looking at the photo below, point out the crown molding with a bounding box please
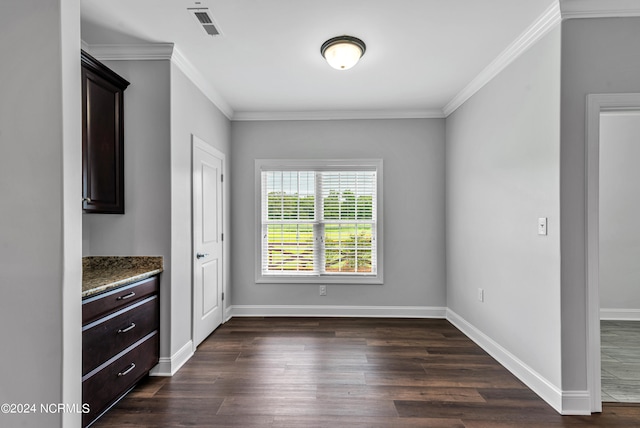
[83,43,175,60]
[443,1,561,117]
[560,0,640,19]
[82,42,233,119]
[170,47,233,119]
[80,41,440,121]
[79,1,640,124]
[232,108,445,121]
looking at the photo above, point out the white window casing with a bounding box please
[255,159,383,284]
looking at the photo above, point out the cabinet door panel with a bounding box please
[86,74,118,205]
[81,50,129,214]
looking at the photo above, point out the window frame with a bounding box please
[255,159,384,285]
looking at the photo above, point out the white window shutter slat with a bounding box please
[261,165,378,277]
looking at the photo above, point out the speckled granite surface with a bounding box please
[82,256,163,298]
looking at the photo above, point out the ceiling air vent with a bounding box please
[188,8,222,36]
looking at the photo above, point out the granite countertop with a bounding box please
[82,256,163,298]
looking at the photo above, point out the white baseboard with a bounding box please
[561,390,592,415]
[227,305,446,319]
[149,340,194,377]
[224,304,233,323]
[600,308,640,321]
[446,309,565,414]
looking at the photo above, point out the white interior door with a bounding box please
[192,135,224,348]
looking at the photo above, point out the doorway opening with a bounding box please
[586,93,640,412]
[598,110,640,403]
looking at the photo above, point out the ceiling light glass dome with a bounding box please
[321,36,366,70]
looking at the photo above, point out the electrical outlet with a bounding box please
[319,285,327,296]
[478,288,484,302]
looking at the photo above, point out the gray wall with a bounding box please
[446,27,562,386]
[599,113,640,312]
[169,63,231,353]
[0,1,82,427]
[82,58,232,363]
[83,60,173,358]
[560,17,640,393]
[230,119,446,309]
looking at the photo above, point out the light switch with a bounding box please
[538,217,548,236]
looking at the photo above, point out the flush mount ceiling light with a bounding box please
[320,35,366,70]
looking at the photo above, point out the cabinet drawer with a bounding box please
[82,276,159,324]
[82,331,159,427]
[82,296,159,375]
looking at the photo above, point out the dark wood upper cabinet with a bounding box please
[81,50,130,214]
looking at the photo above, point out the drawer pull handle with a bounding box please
[117,323,136,334]
[116,292,136,301]
[118,363,136,377]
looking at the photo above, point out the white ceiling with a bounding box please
[81,0,555,119]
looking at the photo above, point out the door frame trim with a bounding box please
[585,93,640,412]
[191,134,226,352]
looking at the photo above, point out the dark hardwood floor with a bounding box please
[93,318,640,427]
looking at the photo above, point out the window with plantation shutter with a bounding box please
[256,159,383,284]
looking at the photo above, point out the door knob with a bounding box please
[196,252,209,259]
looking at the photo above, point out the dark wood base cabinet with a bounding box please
[82,277,160,427]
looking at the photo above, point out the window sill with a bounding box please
[256,275,383,285]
